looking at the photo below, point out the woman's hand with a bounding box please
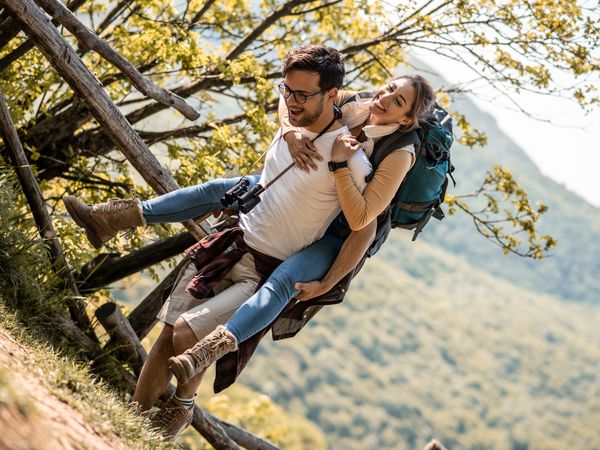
[295,280,331,301]
[284,130,322,172]
[331,135,362,162]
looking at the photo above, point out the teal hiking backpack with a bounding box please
[331,91,455,256]
[368,102,454,254]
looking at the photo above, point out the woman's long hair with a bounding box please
[393,75,436,131]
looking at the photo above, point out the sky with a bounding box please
[412,50,600,208]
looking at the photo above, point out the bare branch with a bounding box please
[34,0,201,120]
[225,0,312,61]
[188,0,216,27]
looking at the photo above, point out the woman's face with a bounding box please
[368,78,416,127]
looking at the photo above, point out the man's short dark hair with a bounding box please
[282,45,345,90]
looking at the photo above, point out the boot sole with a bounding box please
[168,357,191,385]
[63,197,104,249]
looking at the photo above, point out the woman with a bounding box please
[64,74,435,414]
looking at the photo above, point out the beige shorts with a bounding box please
[156,252,261,340]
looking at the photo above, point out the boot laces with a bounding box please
[186,329,232,369]
[93,198,137,215]
[121,228,136,240]
[154,400,188,429]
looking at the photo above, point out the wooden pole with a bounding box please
[33,0,200,121]
[0,0,205,241]
[95,302,147,375]
[98,302,281,450]
[204,411,282,450]
[0,87,97,341]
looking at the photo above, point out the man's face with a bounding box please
[283,70,326,127]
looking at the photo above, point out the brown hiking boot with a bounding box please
[63,195,145,248]
[150,397,193,440]
[168,325,237,385]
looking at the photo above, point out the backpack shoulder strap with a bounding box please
[369,129,420,173]
[339,90,376,107]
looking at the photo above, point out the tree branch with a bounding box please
[0,85,98,342]
[34,0,200,121]
[0,0,205,241]
[76,231,197,293]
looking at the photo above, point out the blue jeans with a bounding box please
[140,176,260,224]
[140,176,344,344]
[225,233,344,343]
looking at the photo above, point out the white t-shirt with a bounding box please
[240,126,372,260]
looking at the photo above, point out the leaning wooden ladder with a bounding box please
[0,0,276,448]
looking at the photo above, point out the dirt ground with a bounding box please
[0,329,130,450]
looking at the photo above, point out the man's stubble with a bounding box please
[290,96,325,128]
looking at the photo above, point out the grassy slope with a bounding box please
[0,304,175,450]
[418,91,600,304]
[240,235,600,450]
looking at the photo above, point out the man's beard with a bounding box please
[290,98,324,127]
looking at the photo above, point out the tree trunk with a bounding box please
[0,86,97,341]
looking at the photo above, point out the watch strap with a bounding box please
[328,160,348,172]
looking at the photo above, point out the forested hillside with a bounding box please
[236,73,600,449]
[241,236,600,450]
[415,77,600,303]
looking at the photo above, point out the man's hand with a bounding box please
[295,280,331,301]
[284,130,322,172]
[332,135,362,162]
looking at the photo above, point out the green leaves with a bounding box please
[447,165,556,259]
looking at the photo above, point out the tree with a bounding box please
[1,0,593,263]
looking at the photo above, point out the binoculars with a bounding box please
[221,178,263,214]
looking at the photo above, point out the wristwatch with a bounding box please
[328,160,348,172]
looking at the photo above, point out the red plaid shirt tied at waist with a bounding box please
[178,226,358,393]
[184,227,282,299]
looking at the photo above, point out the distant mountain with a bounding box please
[238,75,600,449]
[407,68,600,303]
[241,238,600,450]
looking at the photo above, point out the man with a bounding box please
[125,45,376,438]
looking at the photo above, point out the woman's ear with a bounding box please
[400,115,413,127]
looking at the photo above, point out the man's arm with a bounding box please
[295,219,377,301]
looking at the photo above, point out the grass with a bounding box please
[0,302,178,449]
[0,170,178,449]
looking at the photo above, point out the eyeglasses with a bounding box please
[278,82,327,104]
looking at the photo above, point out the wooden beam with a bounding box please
[33,0,200,121]
[76,231,196,293]
[95,302,147,375]
[204,411,282,450]
[0,86,97,341]
[0,0,205,241]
